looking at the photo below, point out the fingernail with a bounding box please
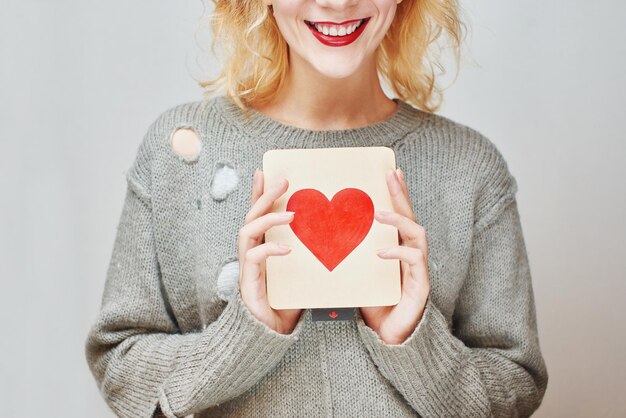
[278,243,291,250]
[280,211,295,217]
[376,210,392,217]
[376,248,389,256]
[397,168,404,181]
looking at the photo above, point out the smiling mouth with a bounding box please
[305,17,370,37]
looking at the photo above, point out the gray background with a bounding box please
[1,1,624,416]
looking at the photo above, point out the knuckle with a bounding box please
[239,224,251,239]
[244,247,258,261]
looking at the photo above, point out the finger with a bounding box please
[245,177,289,224]
[243,170,266,252]
[376,246,430,299]
[251,169,264,206]
[376,245,424,265]
[241,241,291,285]
[275,309,304,332]
[395,169,420,226]
[241,211,295,242]
[396,168,410,202]
[374,210,428,259]
[239,211,295,255]
[386,169,416,222]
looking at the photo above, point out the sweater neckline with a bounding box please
[211,94,425,148]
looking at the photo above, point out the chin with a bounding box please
[309,58,364,80]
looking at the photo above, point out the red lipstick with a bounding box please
[305,17,371,47]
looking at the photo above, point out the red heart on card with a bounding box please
[286,188,374,271]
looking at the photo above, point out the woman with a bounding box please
[85,0,549,417]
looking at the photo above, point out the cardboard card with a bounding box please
[263,146,401,310]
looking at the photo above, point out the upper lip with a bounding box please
[306,17,368,25]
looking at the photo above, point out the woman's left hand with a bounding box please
[359,168,431,345]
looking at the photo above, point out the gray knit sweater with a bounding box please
[85,95,548,418]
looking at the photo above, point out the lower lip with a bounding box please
[306,18,370,47]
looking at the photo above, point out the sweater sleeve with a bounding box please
[85,164,306,418]
[355,159,548,417]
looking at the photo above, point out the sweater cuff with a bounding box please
[159,284,306,416]
[355,297,433,348]
[355,298,471,412]
[227,283,307,339]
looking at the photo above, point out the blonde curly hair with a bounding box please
[198,0,467,118]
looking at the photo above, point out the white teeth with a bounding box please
[311,19,365,37]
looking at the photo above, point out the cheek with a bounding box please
[374,0,399,11]
[370,8,398,46]
[271,0,307,35]
[372,0,399,26]
[271,0,303,24]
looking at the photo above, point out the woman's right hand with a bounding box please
[237,169,303,335]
